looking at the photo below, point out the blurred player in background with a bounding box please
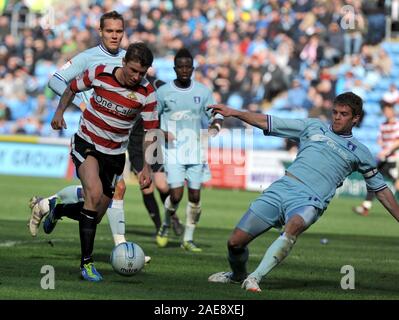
[127,75,183,236]
[208,92,399,292]
[353,101,399,216]
[155,48,223,252]
[48,42,157,281]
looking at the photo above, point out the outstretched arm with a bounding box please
[208,104,268,130]
[375,187,399,222]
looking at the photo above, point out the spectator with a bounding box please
[324,22,345,65]
[263,53,289,101]
[382,84,399,105]
[0,101,11,121]
[373,48,392,77]
[362,0,386,45]
[342,6,367,56]
[0,0,389,142]
[283,78,308,110]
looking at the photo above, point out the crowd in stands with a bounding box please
[0,0,397,155]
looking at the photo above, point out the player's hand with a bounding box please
[139,165,152,190]
[51,111,67,130]
[207,104,236,117]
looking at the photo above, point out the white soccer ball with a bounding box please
[320,238,329,245]
[110,242,145,276]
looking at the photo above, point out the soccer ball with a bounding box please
[110,242,145,276]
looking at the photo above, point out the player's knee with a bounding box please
[157,184,169,194]
[114,179,126,199]
[285,215,306,236]
[154,175,168,193]
[141,182,154,194]
[227,239,246,253]
[84,182,101,198]
[188,194,200,203]
[170,193,183,204]
[188,189,200,203]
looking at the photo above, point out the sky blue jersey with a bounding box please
[264,116,387,209]
[49,44,125,105]
[157,80,219,164]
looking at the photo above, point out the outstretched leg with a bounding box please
[208,209,268,284]
[244,206,320,292]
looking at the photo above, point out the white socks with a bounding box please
[39,185,84,213]
[362,200,372,209]
[106,200,126,246]
[250,232,296,282]
[56,185,84,204]
[164,195,179,227]
[183,202,201,242]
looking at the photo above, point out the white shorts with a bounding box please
[165,163,211,189]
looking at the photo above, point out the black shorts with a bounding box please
[70,134,125,198]
[127,120,164,174]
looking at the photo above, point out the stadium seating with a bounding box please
[13,40,396,156]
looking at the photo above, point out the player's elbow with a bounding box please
[48,75,65,96]
[48,75,56,90]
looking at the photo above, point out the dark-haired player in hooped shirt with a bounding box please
[48,43,158,281]
[28,12,165,265]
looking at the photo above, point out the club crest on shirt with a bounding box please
[347,141,357,151]
[194,96,201,104]
[127,92,137,100]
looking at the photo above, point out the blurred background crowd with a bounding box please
[0,0,398,154]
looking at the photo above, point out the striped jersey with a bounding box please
[379,120,399,161]
[70,64,159,155]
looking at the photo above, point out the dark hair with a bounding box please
[125,42,153,67]
[334,92,363,117]
[174,48,193,65]
[380,99,394,110]
[100,11,124,29]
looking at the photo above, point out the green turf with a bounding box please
[1,175,399,300]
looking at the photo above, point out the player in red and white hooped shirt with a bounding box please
[48,42,158,282]
[70,63,158,155]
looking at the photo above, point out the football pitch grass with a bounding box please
[1,175,399,300]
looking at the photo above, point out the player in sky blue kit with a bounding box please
[207,92,399,292]
[27,12,167,260]
[155,48,223,252]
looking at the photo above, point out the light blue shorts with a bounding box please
[165,163,209,190]
[237,175,324,235]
